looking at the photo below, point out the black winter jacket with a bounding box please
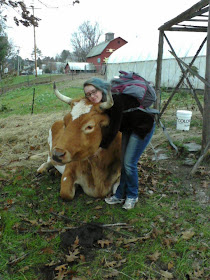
[100,93,155,149]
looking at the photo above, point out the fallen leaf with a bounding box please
[73,236,80,247]
[194,268,204,277]
[202,181,208,188]
[86,200,94,204]
[104,261,117,268]
[18,266,30,272]
[55,269,67,280]
[45,260,57,266]
[80,254,86,262]
[182,230,195,240]
[123,237,140,244]
[23,218,39,225]
[163,236,178,247]
[98,239,112,248]
[151,178,158,186]
[115,258,127,268]
[168,261,174,270]
[160,270,173,279]
[40,247,54,254]
[55,264,68,271]
[66,249,80,263]
[104,270,119,278]
[114,253,123,260]
[147,251,161,261]
[94,205,103,210]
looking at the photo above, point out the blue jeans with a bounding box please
[115,123,155,199]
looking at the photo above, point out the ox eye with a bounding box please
[85,125,94,133]
[82,121,95,134]
[87,125,93,130]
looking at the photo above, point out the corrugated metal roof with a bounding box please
[86,41,110,58]
[107,37,206,64]
[66,62,96,70]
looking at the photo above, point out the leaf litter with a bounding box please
[0,79,209,279]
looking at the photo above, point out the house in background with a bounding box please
[64,62,96,74]
[86,33,127,73]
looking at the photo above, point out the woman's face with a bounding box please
[84,85,103,104]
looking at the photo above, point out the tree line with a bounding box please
[0,1,102,77]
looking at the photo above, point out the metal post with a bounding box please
[31,6,37,77]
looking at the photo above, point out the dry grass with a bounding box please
[0,111,67,173]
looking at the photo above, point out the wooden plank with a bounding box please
[189,6,209,18]
[159,0,209,31]
[190,141,210,176]
[155,30,164,111]
[159,36,207,118]
[202,3,210,150]
[167,27,207,32]
[187,19,208,22]
[177,24,207,28]
[169,50,210,87]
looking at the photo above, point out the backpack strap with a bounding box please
[123,107,160,114]
[159,120,178,153]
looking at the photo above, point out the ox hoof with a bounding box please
[37,162,53,174]
[60,192,74,201]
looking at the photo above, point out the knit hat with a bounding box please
[83,78,110,101]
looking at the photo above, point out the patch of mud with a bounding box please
[60,224,104,248]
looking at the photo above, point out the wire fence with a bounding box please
[0,72,102,95]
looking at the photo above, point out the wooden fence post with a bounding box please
[31,88,35,114]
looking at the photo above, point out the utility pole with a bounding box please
[31,5,37,77]
[17,48,20,76]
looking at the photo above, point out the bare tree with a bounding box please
[71,21,102,61]
[0,0,79,27]
[56,50,72,62]
[0,0,40,26]
[0,14,11,77]
[31,47,42,60]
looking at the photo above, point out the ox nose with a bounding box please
[52,149,66,163]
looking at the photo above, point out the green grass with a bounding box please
[0,74,60,87]
[0,165,209,280]
[0,77,209,279]
[0,82,83,117]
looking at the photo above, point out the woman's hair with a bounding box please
[83,78,111,102]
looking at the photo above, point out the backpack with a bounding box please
[111,71,159,114]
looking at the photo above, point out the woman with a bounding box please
[84,77,155,210]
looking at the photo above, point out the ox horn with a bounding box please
[54,82,72,104]
[99,88,114,110]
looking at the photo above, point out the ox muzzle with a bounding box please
[52,148,69,164]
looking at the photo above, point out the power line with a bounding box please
[36,0,58,9]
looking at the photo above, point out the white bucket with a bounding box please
[176,110,192,131]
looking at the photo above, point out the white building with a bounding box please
[106,38,206,90]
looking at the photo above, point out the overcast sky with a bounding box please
[4,0,207,59]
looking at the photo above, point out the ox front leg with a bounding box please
[60,166,76,200]
[37,156,53,174]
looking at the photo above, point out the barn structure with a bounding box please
[64,62,96,74]
[86,33,127,73]
[106,0,209,152]
[155,0,209,151]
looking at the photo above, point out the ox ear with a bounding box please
[82,120,96,134]
[54,83,72,104]
[99,115,109,127]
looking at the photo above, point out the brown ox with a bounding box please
[37,84,121,200]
